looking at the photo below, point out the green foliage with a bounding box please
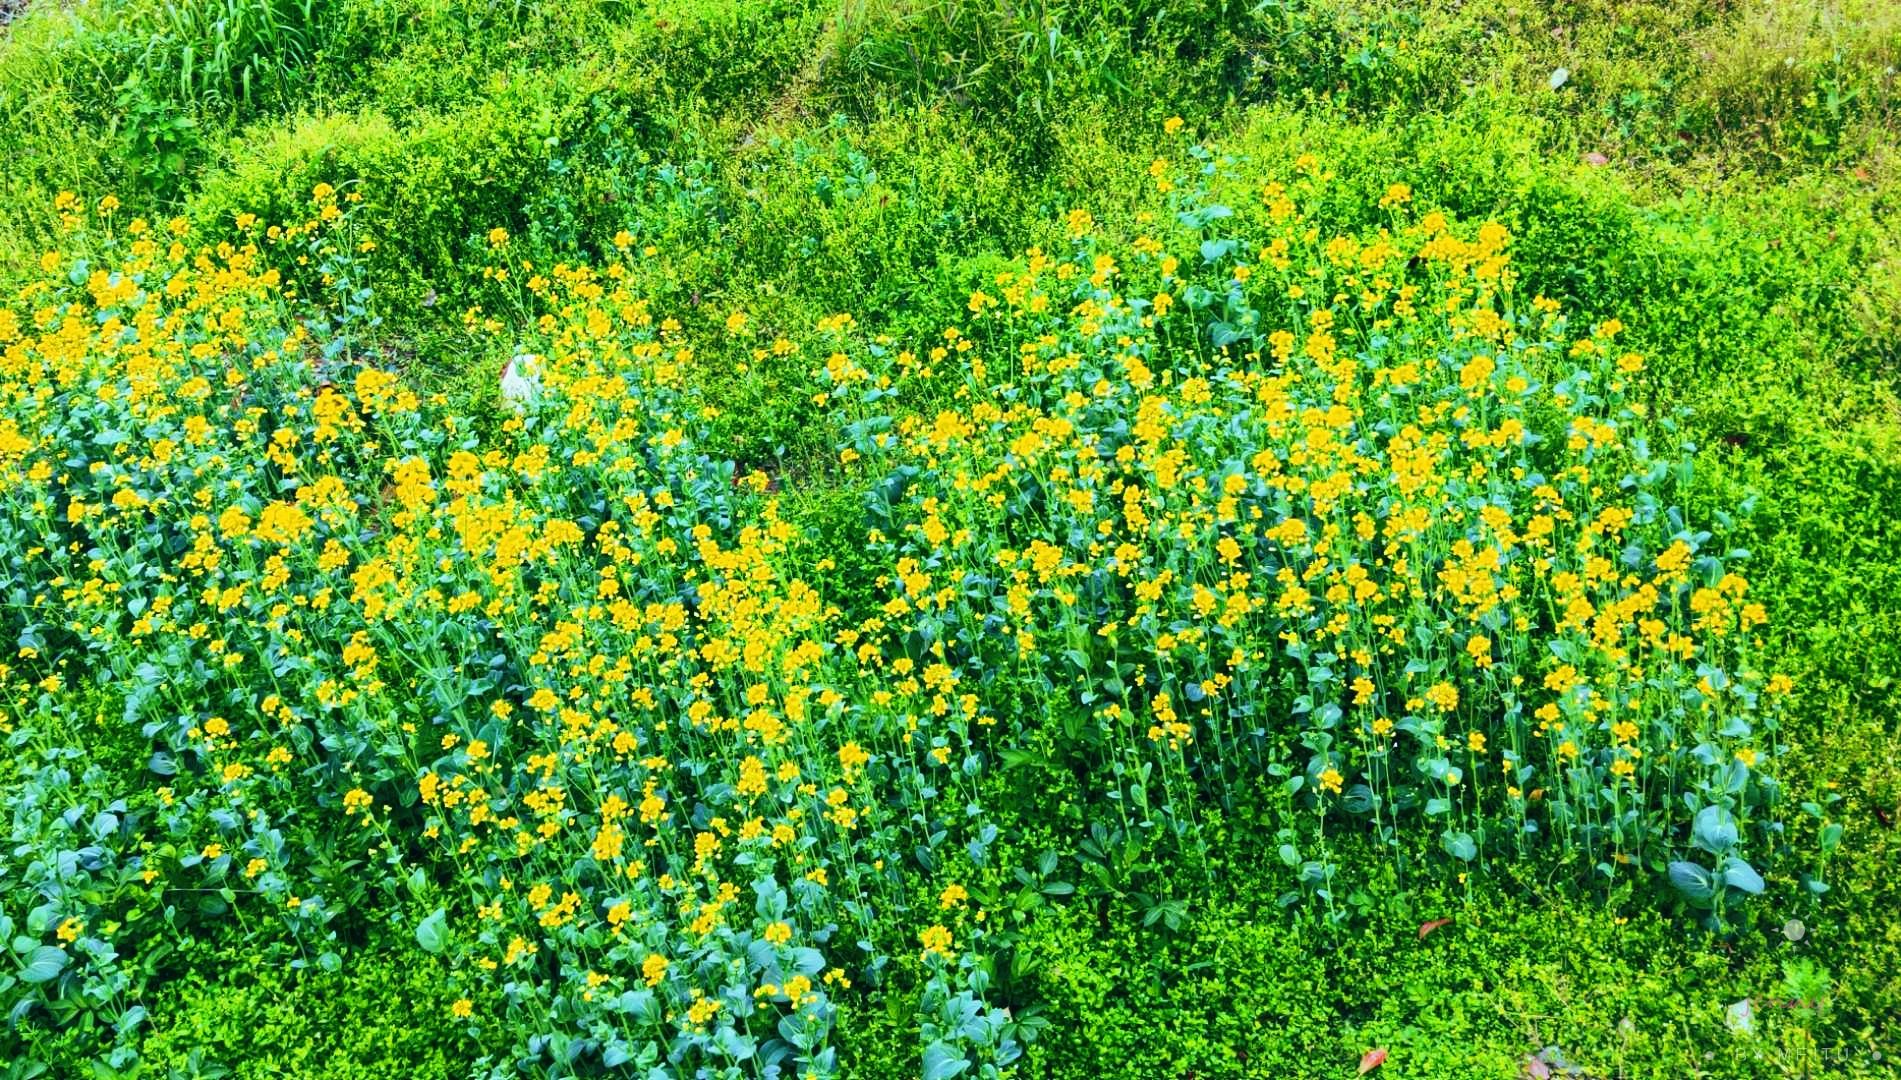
[133,0,332,114]
[132,941,470,1078]
[0,0,1898,1075]
[1006,864,1885,1079]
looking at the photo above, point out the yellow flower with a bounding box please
[1466,635,1492,668]
[642,953,670,986]
[920,924,954,959]
[838,741,870,776]
[1655,540,1693,574]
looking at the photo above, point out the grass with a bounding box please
[0,0,1897,1076]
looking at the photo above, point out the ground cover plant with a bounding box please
[0,1,1897,1078]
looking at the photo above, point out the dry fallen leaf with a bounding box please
[1418,917,1452,939]
[1359,1047,1388,1075]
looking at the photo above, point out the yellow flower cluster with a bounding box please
[0,134,1793,1069]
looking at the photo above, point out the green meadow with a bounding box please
[0,1,1896,1076]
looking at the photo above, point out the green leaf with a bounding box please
[1723,859,1765,895]
[415,908,448,954]
[115,1004,148,1035]
[20,945,68,984]
[1442,831,1477,862]
[1819,822,1843,853]
[1692,805,1737,854]
[923,1042,970,1080]
[1668,860,1716,901]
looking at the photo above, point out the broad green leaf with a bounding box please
[1723,859,1765,895]
[20,946,68,984]
[415,908,448,954]
[1668,861,1716,901]
[1692,805,1737,854]
[923,1042,970,1080]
